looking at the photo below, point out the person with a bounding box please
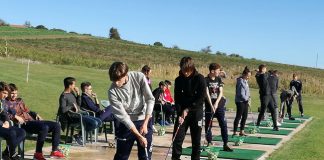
[279,88,298,122]
[163,80,176,124]
[204,63,232,151]
[108,62,155,160]
[255,64,279,131]
[58,77,102,145]
[233,66,251,137]
[141,65,152,91]
[289,73,304,118]
[0,81,26,160]
[4,83,64,160]
[267,70,281,126]
[80,82,114,122]
[172,57,206,160]
[152,81,168,125]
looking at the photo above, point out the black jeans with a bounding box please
[257,95,278,128]
[0,126,26,156]
[21,120,61,152]
[289,95,304,115]
[233,101,249,132]
[279,99,291,118]
[172,110,203,160]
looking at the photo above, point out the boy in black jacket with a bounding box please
[255,65,279,131]
[171,57,206,160]
[289,73,304,118]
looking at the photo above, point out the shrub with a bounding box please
[35,25,48,30]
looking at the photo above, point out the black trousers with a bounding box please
[114,119,153,160]
[172,110,203,160]
[233,101,249,132]
[279,99,291,118]
[21,120,61,153]
[289,95,304,115]
[257,95,278,128]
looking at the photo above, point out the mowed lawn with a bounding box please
[0,58,323,159]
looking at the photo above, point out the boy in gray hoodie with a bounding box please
[108,62,155,160]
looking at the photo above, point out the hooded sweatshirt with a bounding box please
[108,71,155,129]
[174,70,206,115]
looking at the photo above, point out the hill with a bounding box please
[0,26,324,95]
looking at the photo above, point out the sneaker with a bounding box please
[277,121,282,126]
[50,150,65,158]
[223,145,233,152]
[273,127,279,131]
[33,152,46,160]
[73,134,83,145]
[289,117,295,120]
[301,113,304,117]
[10,153,22,160]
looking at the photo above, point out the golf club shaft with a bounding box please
[201,115,213,151]
[164,123,182,160]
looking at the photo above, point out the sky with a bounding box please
[1,0,324,69]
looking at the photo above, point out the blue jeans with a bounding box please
[205,98,228,145]
[82,115,102,132]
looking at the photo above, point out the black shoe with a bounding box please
[73,134,83,145]
[273,127,279,131]
[289,117,295,120]
[223,145,233,152]
[2,149,10,160]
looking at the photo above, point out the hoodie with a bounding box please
[174,70,206,115]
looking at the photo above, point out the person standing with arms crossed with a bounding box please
[108,62,155,160]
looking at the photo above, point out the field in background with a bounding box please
[1,58,323,159]
[1,26,324,159]
[1,26,324,95]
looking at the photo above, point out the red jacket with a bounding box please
[163,88,174,103]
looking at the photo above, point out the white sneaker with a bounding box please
[277,121,282,126]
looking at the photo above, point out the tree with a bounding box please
[35,25,48,30]
[229,53,243,58]
[172,45,180,49]
[216,51,227,56]
[24,21,31,28]
[0,19,8,26]
[153,42,163,47]
[109,27,121,40]
[200,46,212,53]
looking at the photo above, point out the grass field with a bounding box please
[1,26,324,95]
[0,58,323,159]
